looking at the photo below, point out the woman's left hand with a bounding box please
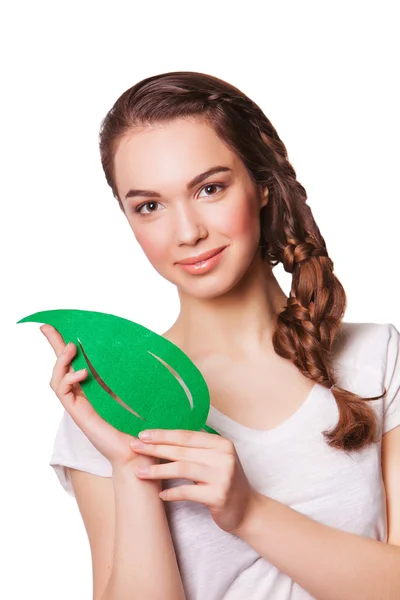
[129,429,256,535]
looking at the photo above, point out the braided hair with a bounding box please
[99,70,384,452]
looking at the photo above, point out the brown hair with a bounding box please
[99,70,384,452]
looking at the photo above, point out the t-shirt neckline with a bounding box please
[207,382,323,442]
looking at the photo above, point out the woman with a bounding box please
[43,71,400,600]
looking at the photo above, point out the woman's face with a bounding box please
[114,117,268,299]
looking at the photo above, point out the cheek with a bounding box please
[133,226,171,264]
[220,197,260,240]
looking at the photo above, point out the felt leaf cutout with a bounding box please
[17,309,219,437]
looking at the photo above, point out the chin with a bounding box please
[177,268,250,300]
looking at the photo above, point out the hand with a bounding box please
[41,324,158,473]
[129,429,257,534]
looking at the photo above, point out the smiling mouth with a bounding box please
[176,246,227,266]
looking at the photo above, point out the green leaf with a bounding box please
[17,309,219,437]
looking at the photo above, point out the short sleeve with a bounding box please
[382,324,400,435]
[49,410,113,497]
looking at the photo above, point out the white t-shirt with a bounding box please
[50,321,400,600]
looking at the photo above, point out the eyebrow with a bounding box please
[124,165,232,200]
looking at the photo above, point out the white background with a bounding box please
[2,1,399,598]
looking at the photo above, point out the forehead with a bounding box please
[113,118,238,197]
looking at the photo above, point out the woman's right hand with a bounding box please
[41,324,158,472]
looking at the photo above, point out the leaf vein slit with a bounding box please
[77,338,147,421]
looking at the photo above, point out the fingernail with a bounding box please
[63,343,70,353]
[135,466,149,476]
[139,430,152,440]
[130,439,145,449]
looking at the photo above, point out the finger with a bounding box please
[40,324,68,358]
[138,429,232,452]
[41,324,76,377]
[57,368,88,407]
[129,441,214,466]
[134,460,214,484]
[159,483,212,504]
[50,342,78,390]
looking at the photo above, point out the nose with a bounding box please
[174,201,208,246]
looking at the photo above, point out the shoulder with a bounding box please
[332,321,398,392]
[332,321,400,435]
[332,320,396,359]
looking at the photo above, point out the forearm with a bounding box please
[101,464,186,600]
[238,493,400,600]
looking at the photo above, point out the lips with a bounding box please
[176,246,227,266]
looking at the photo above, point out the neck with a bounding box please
[171,252,288,360]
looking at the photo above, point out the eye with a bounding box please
[135,201,162,216]
[198,183,225,197]
[134,183,225,216]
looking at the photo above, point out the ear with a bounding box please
[259,186,269,209]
